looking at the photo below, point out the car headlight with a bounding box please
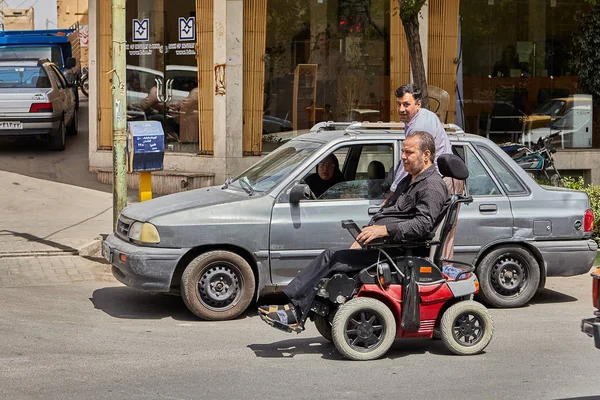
[128,222,161,244]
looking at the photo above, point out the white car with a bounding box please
[0,58,77,151]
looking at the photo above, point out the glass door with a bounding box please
[125,0,199,153]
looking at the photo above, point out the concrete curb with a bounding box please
[0,250,79,258]
[0,237,104,259]
[77,238,103,257]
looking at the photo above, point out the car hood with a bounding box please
[121,185,251,221]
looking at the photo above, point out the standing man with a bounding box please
[385,84,463,263]
[383,84,453,206]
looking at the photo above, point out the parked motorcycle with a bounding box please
[79,67,89,98]
[500,132,563,186]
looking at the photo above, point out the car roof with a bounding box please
[283,122,484,146]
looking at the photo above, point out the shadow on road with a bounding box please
[90,286,273,321]
[528,288,579,305]
[90,286,200,321]
[0,230,79,252]
[247,337,343,360]
[247,336,469,360]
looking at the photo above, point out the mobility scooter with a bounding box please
[278,154,495,361]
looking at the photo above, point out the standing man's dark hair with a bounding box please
[395,83,423,103]
[411,131,436,160]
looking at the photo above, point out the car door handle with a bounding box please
[368,206,380,215]
[479,204,498,213]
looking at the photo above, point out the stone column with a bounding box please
[213,0,228,182]
[226,0,244,175]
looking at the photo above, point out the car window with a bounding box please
[50,65,67,88]
[45,67,64,89]
[464,146,501,196]
[0,46,62,67]
[476,145,527,194]
[308,143,394,200]
[0,66,52,88]
[231,140,322,193]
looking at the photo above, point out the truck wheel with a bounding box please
[67,109,78,136]
[181,250,255,321]
[476,246,540,308]
[314,314,333,342]
[48,117,66,151]
[440,300,494,355]
[331,297,396,361]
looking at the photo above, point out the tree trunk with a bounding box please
[402,14,429,109]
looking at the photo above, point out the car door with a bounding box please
[47,65,72,123]
[453,144,514,264]
[55,65,76,123]
[269,140,397,285]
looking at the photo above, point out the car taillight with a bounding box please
[584,209,594,233]
[594,280,600,310]
[29,103,53,113]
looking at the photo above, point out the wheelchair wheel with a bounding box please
[314,314,332,342]
[440,300,494,355]
[331,297,396,361]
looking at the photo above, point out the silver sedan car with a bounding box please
[103,122,598,321]
[0,58,77,150]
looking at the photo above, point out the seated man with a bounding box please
[259,132,450,330]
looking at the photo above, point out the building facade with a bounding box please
[3,7,34,30]
[87,0,600,189]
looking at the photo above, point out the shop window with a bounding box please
[263,0,390,152]
[458,0,595,149]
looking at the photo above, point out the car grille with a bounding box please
[116,216,133,241]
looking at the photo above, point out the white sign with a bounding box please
[79,24,89,48]
[133,19,149,42]
[178,17,195,41]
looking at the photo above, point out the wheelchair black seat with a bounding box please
[436,153,469,181]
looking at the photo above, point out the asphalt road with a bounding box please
[0,273,599,400]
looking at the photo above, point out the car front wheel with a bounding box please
[181,250,255,320]
[476,245,540,308]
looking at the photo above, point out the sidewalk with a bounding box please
[0,170,114,257]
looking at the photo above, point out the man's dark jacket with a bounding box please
[370,165,449,242]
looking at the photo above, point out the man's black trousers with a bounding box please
[283,247,404,315]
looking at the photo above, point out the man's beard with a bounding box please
[407,160,424,175]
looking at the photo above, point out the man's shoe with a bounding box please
[258,305,302,333]
[258,303,294,315]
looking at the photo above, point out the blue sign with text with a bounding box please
[126,121,165,173]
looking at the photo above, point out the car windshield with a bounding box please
[534,100,566,117]
[0,66,50,88]
[0,46,62,68]
[229,140,322,193]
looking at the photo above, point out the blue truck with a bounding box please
[0,28,81,107]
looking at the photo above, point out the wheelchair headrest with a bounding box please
[437,154,469,180]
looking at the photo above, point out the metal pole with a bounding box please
[111,0,127,230]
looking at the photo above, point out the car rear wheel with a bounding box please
[67,109,78,136]
[476,246,540,308]
[181,250,255,321]
[48,117,66,151]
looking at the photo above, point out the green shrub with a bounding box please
[563,176,600,244]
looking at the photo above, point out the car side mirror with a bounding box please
[289,184,311,203]
[65,57,76,69]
